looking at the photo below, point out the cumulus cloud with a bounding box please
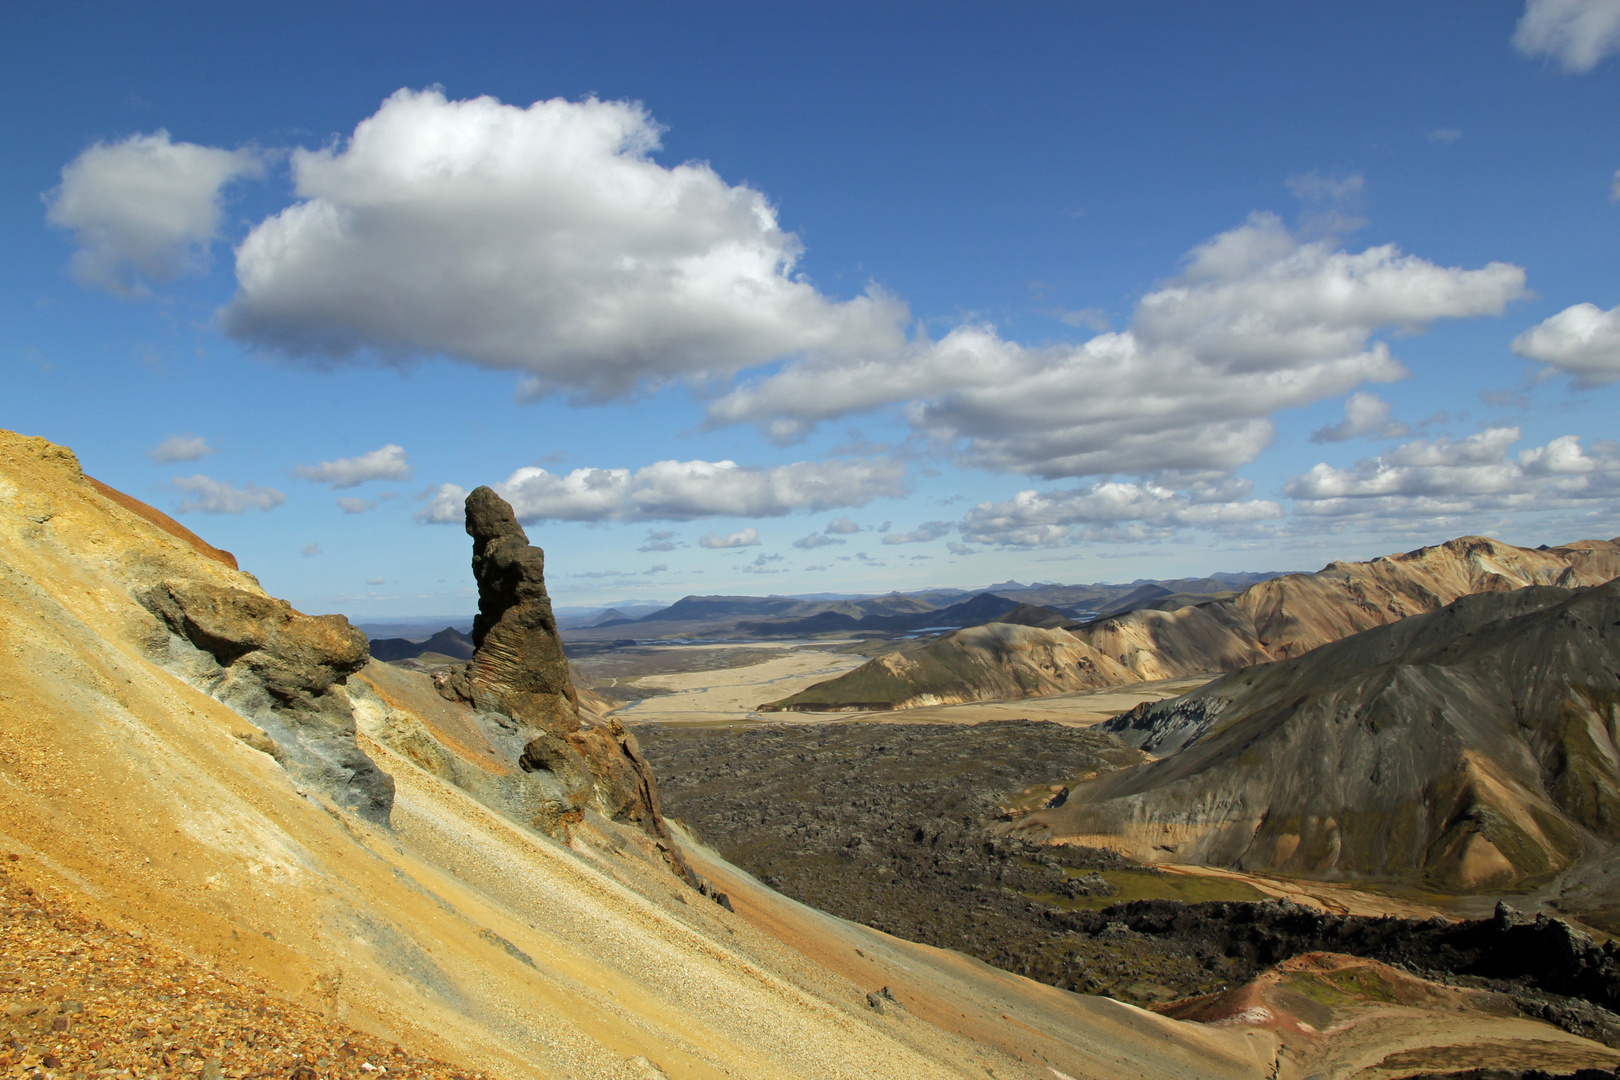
[825,515,861,534]
[699,527,760,549]
[415,483,466,524]
[1285,427,1620,523]
[171,475,286,514]
[959,481,1283,548]
[366,576,387,585]
[46,131,264,296]
[149,434,214,464]
[1310,392,1411,443]
[301,543,321,557]
[711,213,1525,479]
[881,521,953,545]
[221,88,905,400]
[336,496,376,514]
[1514,0,1620,72]
[417,456,905,524]
[1511,302,1620,387]
[293,444,412,488]
[741,552,786,573]
[793,532,846,549]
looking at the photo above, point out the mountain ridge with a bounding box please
[1009,578,1620,903]
[765,534,1620,712]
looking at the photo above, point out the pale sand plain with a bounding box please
[607,644,868,724]
[611,643,1211,728]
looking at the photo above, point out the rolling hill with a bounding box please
[1010,578,1620,903]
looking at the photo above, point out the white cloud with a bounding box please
[793,532,846,549]
[293,444,412,488]
[1511,302,1620,387]
[1310,392,1411,443]
[366,576,387,585]
[699,527,760,549]
[1055,307,1111,330]
[638,529,679,552]
[149,434,214,464]
[1429,128,1464,145]
[415,483,466,524]
[46,131,264,296]
[1284,428,1620,523]
[221,88,906,401]
[825,515,861,534]
[959,481,1283,548]
[1514,0,1620,72]
[336,496,377,514]
[947,542,976,556]
[710,213,1526,479]
[741,552,786,573]
[416,456,905,524]
[881,521,953,545]
[301,542,321,558]
[171,475,286,514]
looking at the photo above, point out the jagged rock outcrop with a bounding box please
[433,487,674,845]
[140,581,395,824]
[1014,579,1620,896]
[768,534,1620,711]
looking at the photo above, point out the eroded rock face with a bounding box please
[454,486,580,734]
[141,581,394,824]
[437,487,673,846]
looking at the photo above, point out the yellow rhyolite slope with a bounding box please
[0,429,1286,1080]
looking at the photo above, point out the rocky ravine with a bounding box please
[1014,578,1620,905]
[766,534,1620,712]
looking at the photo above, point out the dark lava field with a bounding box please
[634,719,1620,1049]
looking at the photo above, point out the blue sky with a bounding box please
[6,1,1620,617]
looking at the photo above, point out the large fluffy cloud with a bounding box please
[416,456,905,524]
[1285,428,1620,523]
[46,132,263,296]
[711,213,1526,478]
[959,480,1282,547]
[221,89,905,400]
[1514,0,1620,73]
[1511,302,1620,387]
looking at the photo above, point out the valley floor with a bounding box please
[597,640,1212,728]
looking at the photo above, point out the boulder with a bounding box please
[141,581,394,825]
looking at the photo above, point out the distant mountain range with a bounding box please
[558,571,1282,642]
[765,535,1620,712]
